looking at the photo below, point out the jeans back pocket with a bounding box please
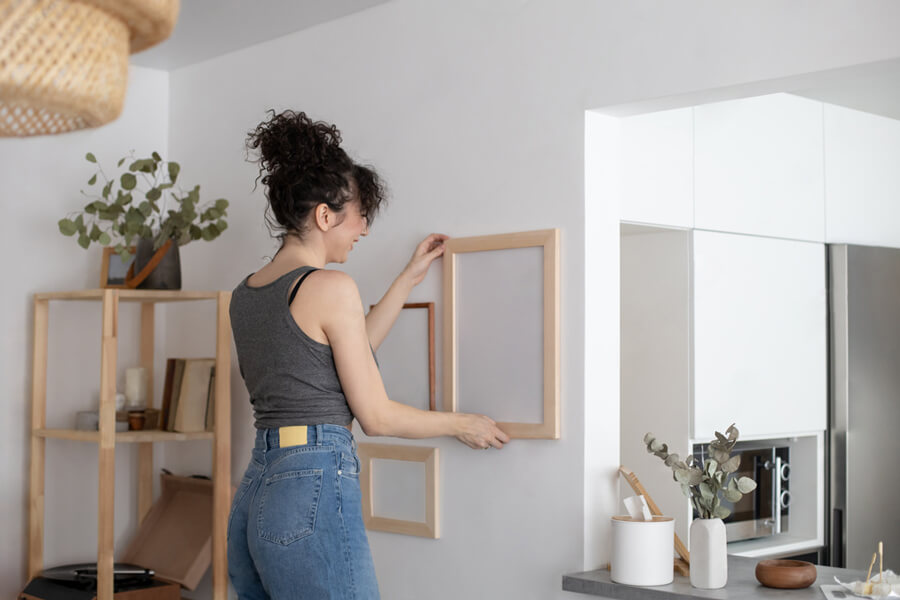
[257,469,323,545]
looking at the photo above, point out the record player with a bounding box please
[19,563,178,600]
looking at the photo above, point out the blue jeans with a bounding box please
[228,425,380,599]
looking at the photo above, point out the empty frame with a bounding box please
[443,229,560,439]
[371,302,435,411]
[358,443,439,538]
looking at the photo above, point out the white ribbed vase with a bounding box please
[689,518,727,589]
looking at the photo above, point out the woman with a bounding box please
[227,110,509,600]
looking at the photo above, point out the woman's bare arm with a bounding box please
[321,269,508,449]
[365,233,448,350]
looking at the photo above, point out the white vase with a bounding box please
[689,518,727,589]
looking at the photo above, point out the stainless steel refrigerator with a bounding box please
[829,244,900,569]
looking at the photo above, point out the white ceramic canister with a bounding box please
[610,515,675,586]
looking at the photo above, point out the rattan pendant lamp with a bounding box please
[0,0,179,137]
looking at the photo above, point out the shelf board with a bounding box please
[35,428,215,443]
[34,289,221,303]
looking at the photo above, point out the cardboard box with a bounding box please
[122,474,214,590]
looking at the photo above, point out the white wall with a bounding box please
[162,2,900,599]
[619,227,693,545]
[6,1,900,599]
[0,67,168,596]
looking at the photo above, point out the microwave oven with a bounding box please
[692,442,790,543]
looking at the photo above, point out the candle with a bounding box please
[125,367,148,409]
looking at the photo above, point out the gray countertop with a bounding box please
[563,556,864,599]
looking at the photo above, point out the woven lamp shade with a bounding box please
[0,0,179,137]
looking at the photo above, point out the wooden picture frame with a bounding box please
[358,443,439,539]
[100,246,135,289]
[371,302,436,411]
[443,228,560,439]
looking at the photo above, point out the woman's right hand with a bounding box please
[455,413,510,450]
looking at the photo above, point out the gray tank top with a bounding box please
[230,265,354,428]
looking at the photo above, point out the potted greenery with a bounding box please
[644,424,757,589]
[58,152,229,289]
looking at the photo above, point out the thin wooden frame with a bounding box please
[371,302,436,410]
[358,443,439,539]
[100,246,136,289]
[443,228,560,439]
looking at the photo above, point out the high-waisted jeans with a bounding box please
[227,425,380,599]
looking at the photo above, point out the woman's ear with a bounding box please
[313,203,331,232]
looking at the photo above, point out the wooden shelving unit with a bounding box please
[28,289,232,600]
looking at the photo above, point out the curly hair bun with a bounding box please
[246,109,387,241]
[248,110,346,178]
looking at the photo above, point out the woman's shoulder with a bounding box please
[304,268,360,299]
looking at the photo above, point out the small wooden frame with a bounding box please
[371,302,436,411]
[443,229,560,439]
[358,443,439,539]
[100,246,136,288]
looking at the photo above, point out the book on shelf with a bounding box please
[157,358,215,433]
[166,359,187,431]
[205,366,216,432]
[159,358,177,430]
[173,358,216,433]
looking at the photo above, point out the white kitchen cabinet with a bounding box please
[620,226,827,546]
[692,230,827,440]
[619,108,694,228]
[693,94,825,242]
[824,103,900,248]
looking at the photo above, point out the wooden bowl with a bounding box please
[755,559,818,589]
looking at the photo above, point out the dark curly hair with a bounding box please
[246,110,387,242]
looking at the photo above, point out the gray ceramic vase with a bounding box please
[134,238,181,290]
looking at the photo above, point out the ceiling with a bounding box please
[134,4,900,122]
[131,0,390,70]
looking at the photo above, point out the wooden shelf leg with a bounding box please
[97,290,118,600]
[212,291,232,600]
[138,302,155,523]
[28,298,49,580]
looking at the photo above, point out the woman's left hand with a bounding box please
[402,233,449,286]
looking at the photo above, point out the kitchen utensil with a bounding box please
[623,495,646,520]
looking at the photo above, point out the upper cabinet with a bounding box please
[615,94,900,248]
[824,104,900,247]
[692,231,827,440]
[619,108,693,228]
[694,94,825,242]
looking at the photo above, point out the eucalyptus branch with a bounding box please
[644,424,758,520]
[58,152,230,261]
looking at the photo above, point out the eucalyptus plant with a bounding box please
[58,152,229,262]
[644,423,758,520]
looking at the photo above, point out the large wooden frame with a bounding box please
[371,302,436,411]
[442,228,561,439]
[358,443,439,539]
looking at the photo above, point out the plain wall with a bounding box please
[0,66,169,595]
[161,2,900,599]
[5,1,900,598]
[620,227,693,545]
